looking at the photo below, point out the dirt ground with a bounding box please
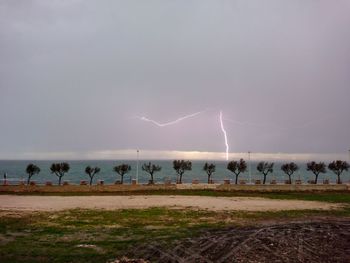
[0,195,340,212]
[128,219,350,263]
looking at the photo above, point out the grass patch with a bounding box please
[0,205,349,263]
[0,208,225,263]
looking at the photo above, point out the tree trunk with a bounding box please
[58,176,62,186]
[208,174,210,184]
[315,174,318,184]
[263,174,266,184]
[288,174,291,184]
[151,173,154,184]
[121,174,124,184]
[89,176,93,186]
[337,174,341,184]
[27,175,31,185]
[235,174,238,185]
[180,174,183,184]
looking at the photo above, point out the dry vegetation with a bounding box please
[0,191,349,262]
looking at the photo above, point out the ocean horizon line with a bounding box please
[0,149,349,162]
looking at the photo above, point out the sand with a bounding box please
[0,195,340,212]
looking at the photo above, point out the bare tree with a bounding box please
[281,162,299,184]
[257,162,274,184]
[173,160,192,184]
[203,163,216,184]
[306,162,326,184]
[25,163,40,185]
[50,163,70,185]
[142,162,161,184]
[227,159,247,184]
[85,166,101,185]
[113,164,131,184]
[328,160,349,184]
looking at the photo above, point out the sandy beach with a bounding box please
[0,195,340,212]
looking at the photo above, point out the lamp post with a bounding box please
[136,149,139,183]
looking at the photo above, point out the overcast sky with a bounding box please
[1,0,350,160]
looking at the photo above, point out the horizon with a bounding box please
[0,149,349,162]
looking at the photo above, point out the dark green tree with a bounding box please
[113,164,131,184]
[142,162,161,184]
[173,160,192,184]
[306,161,326,184]
[328,160,349,184]
[281,162,299,184]
[203,162,216,184]
[257,162,274,184]
[50,163,70,185]
[227,159,247,184]
[85,166,101,185]
[25,163,40,185]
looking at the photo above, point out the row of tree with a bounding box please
[23,160,349,186]
[213,160,349,185]
[25,163,133,186]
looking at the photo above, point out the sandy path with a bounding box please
[0,195,340,212]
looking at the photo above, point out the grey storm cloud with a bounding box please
[0,0,350,159]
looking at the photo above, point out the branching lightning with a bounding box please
[136,109,230,160]
[138,111,203,127]
[219,111,229,161]
[135,107,332,161]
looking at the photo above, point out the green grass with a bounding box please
[0,208,226,263]
[1,190,350,262]
[1,204,350,263]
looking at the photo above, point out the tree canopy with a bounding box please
[85,166,101,185]
[113,164,131,184]
[50,162,70,185]
[173,160,192,183]
[257,162,274,184]
[281,162,299,184]
[203,162,216,184]
[142,162,161,184]
[25,163,40,185]
[306,161,326,184]
[328,160,349,184]
[227,159,247,184]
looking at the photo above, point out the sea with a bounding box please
[0,160,349,185]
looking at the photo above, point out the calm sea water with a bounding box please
[0,160,349,185]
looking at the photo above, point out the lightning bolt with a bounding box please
[219,111,229,161]
[138,111,203,127]
[137,109,230,161]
